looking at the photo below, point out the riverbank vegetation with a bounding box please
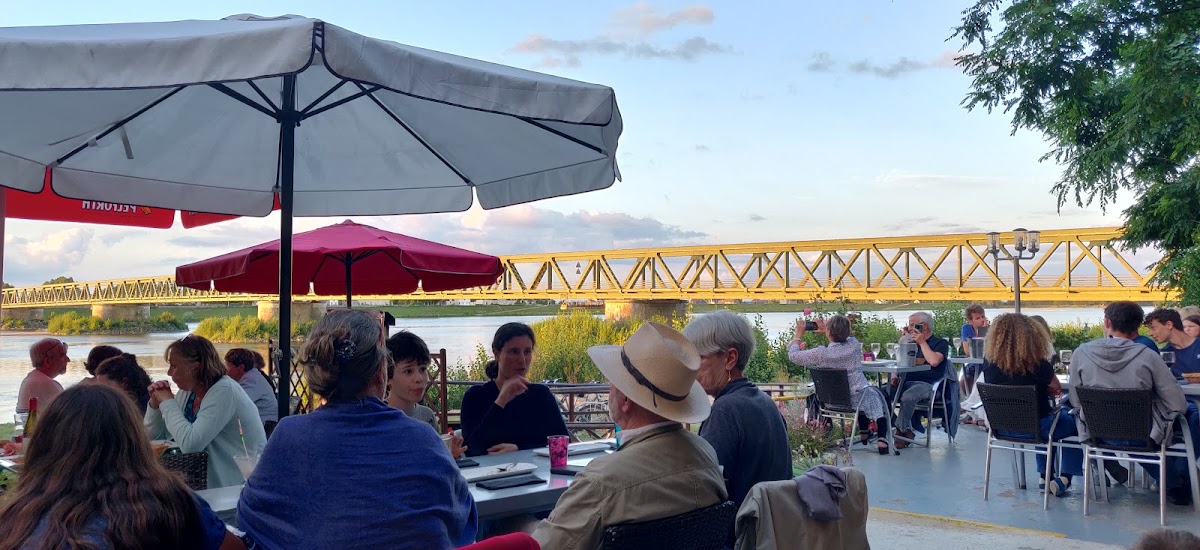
[45,311,187,335]
[192,315,314,343]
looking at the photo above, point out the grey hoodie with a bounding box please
[1068,337,1187,444]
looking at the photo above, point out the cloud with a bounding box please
[508,3,732,67]
[881,217,987,235]
[873,170,1004,190]
[805,50,963,79]
[608,3,715,39]
[4,227,95,284]
[748,214,766,222]
[694,144,710,152]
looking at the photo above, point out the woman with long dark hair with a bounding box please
[460,322,568,456]
[0,384,233,549]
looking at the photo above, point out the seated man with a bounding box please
[531,322,728,550]
[890,312,951,447]
[960,304,988,393]
[1070,301,1196,505]
[17,338,69,413]
[224,348,278,423]
[1145,308,1200,377]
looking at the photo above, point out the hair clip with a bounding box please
[334,339,357,363]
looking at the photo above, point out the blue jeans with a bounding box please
[1104,403,1200,491]
[996,409,1083,477]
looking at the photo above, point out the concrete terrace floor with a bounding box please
[846,424,1200,547]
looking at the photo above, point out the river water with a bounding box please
[0,306,1119,417]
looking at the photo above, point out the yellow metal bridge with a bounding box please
[1,227,1171,308]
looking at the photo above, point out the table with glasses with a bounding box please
[1056,375,1200,397]
[197,446,610,527]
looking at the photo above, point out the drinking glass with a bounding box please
[871,343,881,358]
[1161,351,1176,366]
[233,451,260,479]
[548,435,570,468]
[887,343,898,359]
[952,337,963,355]
[1059,350,1073,364]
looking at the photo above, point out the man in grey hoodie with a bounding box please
[1069,301,1194,504]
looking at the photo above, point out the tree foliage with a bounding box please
[42,276,75,285]
[953,0,1200,303]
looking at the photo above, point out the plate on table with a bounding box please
[460,462,538,483]
[532,441,614,457]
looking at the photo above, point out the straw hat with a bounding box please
[588,322,710,424]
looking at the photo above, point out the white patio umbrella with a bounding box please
[0,14,623,418]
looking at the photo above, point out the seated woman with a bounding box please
[461,323,568,456]
[224,348,278,423]
[983,313,1082,495]
[238,309,477,549]
[82,345,123,383]
[0,384,235,550]
[787,314,892,454]
[145,334,267,489]
[94,353,152,413]
[683,310,792,545]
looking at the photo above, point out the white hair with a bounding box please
[682,310,755,371]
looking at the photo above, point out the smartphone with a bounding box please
[551,465,586,476]
[804,321,818,331]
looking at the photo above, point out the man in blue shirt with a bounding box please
[1145,308,1200,377]
[960,304,989,393]
[891,312,952,448]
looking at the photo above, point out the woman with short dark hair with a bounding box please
[0,384,234,549]
[460,322,568,456]
[145,334,266,488]
[95,353,152,413]
[788,314,891,454]
[237,309,478,548]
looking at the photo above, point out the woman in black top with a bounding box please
[983,313,1081,494]
[461,323,568,456]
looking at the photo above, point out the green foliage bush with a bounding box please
[46,311,186,335]
[193,315,313,343]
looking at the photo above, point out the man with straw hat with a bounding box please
[531,322,728,549]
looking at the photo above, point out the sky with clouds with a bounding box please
[0,1,1138,285]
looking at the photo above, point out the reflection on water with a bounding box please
[0,307,1116,417]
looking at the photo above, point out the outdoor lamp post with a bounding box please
[986,228,1040,314]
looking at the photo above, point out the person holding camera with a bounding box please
[890,312,952,448]
[789,314,892,454]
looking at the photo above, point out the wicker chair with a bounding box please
[1075,386,1200,525]
[810,367,893,454]
[160,451,209,491]
[977,383,1063,510]
[600,500,736,550]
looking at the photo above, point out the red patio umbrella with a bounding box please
[175,220,503,306]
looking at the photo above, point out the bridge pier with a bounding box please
[603,299,688,322]
[2,308,42,322]
[257,301,325,323]
[92,304,150,322]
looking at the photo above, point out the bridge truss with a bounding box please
[1,227,1171,308]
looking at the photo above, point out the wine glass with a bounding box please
[887,343,898,360]
[952,337,963,356]
[871,343,881,358]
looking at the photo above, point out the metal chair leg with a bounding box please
[1043,447,1054,511]
[1160,455,1168,526]
[1083,446,1092,517]
[983,440,993,501]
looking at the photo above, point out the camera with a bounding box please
[804,321,818,331]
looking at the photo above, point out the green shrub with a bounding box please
[193,315,312,343]
[1049,322,1108,353]
[46,311,185,335]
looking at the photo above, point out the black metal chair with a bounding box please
[600,500,736,550]
[810,367,893,453]
[977,383,1063,510]
[1075,386,1200,525]
[160,450,209,491]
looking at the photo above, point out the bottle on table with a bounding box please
[22,397,37,441]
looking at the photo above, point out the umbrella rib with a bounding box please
[519,118,604,156]
[247,80,280,112]
[302,84,381,120]
[55,86,187,166]
[208,83,279,119]
[299,79,347,115]
[352,82,472,185]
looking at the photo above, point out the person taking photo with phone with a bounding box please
[890,312,952,448]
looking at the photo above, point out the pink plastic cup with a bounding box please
[548,435,569,468]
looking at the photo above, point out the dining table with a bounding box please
[196,445,612,528]
[1056,375,1200,397]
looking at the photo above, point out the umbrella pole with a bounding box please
[345,258,352,308]
[277,74,298,421]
